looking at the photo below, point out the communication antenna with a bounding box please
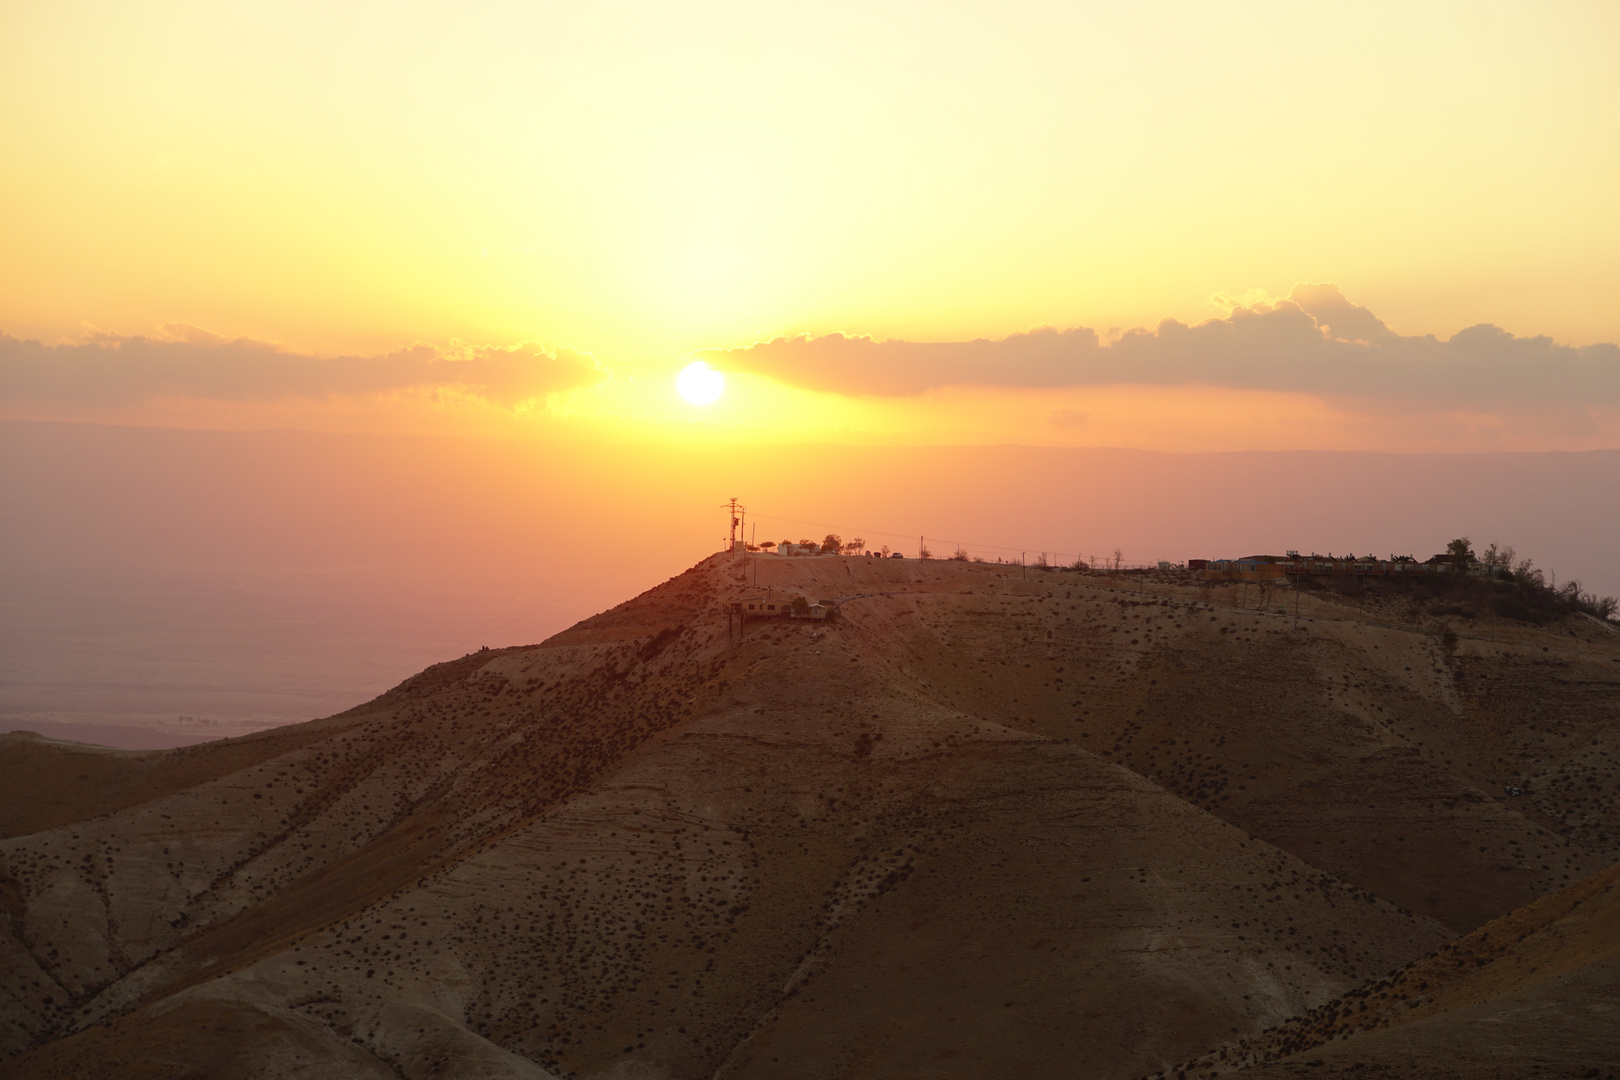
[721,497,746,553]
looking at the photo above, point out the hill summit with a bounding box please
[2,552,1618,1079]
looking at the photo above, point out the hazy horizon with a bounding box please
[5,418,1616,748]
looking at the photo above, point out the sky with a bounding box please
[3,2,1619,451]
[3,3,1619,744]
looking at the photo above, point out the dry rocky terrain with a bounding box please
[2,553,1617,1079]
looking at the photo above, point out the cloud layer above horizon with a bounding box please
[3,285,1619,452]
[702,285,1620,405]
[0,327,602,410]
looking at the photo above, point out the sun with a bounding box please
[676,360,725,406]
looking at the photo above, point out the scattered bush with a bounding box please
[1495,597,1557,625]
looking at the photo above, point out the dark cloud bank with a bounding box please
[702,285,1620,403]
[0,326,601,408]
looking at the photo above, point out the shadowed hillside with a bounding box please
[2,554,1617,1079]
[1168,860,1620,1079]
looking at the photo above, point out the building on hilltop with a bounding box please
[1203,558,1288,581]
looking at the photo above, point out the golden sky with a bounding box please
[2,2,1618,449]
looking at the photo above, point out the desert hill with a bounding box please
[1,553,1617,1079]
[1169,858,1620,1079]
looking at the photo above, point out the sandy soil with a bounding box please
[1,553,1616,1079]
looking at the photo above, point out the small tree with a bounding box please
[847,537,866,555]
[1446,537,1475,568]
[881,544,891,557]
[821,533,842,553]
[1112,548,1124,570]
[919,540,932,559]
[790,595,812,616]
[760,540,777,550]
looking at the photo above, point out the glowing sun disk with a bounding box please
[677,360,725,405]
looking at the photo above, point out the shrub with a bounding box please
[1495,597,1557,625]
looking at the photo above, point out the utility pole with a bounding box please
[721,497,745,555]
[1022,553,1026,581]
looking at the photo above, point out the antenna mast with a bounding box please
[721,497,746,554]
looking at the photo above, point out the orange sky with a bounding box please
[3,3,1619,453]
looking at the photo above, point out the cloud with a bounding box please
[697,326,1104,396]
[0,330,604,409]
[702,284,1620,404]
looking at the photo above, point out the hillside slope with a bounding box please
[2,554,1617,1079]
[1166,859,1620,1079]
